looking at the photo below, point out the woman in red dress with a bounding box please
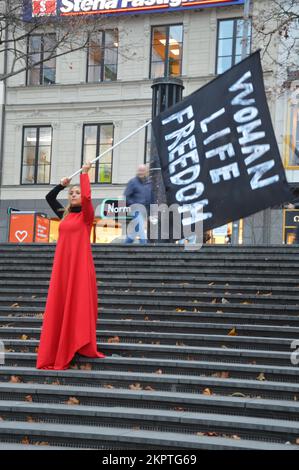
[36,161,106,370]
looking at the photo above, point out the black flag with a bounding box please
[152,51,291,232]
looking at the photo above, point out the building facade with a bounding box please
[0,0,298,244]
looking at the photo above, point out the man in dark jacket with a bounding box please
[124,165,153,243]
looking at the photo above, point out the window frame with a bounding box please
[149,23,183,79]
[284,99,299,169]
[26,33,56,86]
[20,125,53,185]
[215,17,252,76]
[81,123,114,184]
[86,29,119,83]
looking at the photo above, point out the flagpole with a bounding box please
[68,120,152,180]
[231,0,251,245]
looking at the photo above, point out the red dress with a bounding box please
[36,173,105,370]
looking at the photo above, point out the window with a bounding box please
[285,101,299,167]
[216,18,251,75]
[144,122,151,164]
[27,34,56,85]
[82,124,114,183]
[150,25,183,79]
[87,30,118,82]
[21,126,52,184]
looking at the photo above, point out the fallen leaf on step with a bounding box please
[35,441,49,446]
[203,388,212,395]
[144,316,149,321]
[221,298,230,304]
[0,416,4,421]
[175,308,186,312]
[151,289,156,293]
[31,295,36,299]
[232,435,241,440]
[227,328,237,336]
[176,341,185,346]
[155,369,163,374]
[196,432,205,436]
[295,438,299,445]
[206,432,218,436]
[26,416,35,423]
[242,301,251,304]
[104,384,114,389]
[208,282,214,286]
[211,299,217,304]
[25,395,33,402]
[69,364,78,369]
[220,371,229,379]
[35,313,44,319]
[294,396,298,401]
[10,375,22,383]
[66,396,80,405]
[216,310,223,313]
[10,303,20,308]
[20,334,28,340]
[144,386,155,391]
[21,436,30,445]
[35,347,39,353]
[51,380,60,385]
[231,392,246,397]
[80,363,92,370]
[174,407,185,411]
[108,336,120,343]
[129,383,142,390]
[256,373,266,381]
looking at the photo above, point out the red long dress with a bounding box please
[36,173,105,370]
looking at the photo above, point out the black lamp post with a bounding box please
[149,77,184,243]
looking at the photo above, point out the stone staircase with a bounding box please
[0,243,298,450]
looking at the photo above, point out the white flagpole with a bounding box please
[68,120,152,180]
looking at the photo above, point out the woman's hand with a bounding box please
[60,177,71,187]
[82,161,92,174]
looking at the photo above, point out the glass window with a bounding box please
[82,124,114,184]
[87,30,118,82]
[27,34,56,85]
[150,24,183,79]
[286,103,299,167]
[216,18,251,75]
[21,126,52,184]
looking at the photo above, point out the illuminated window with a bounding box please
[87,30,118,82]
[82,124,114,184]
[21,126,52,184]
[150,25,183,79]
[27,34,56,85]
[216,18,251,75]
[286,102,299,167]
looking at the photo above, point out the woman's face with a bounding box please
[68,186,81,206]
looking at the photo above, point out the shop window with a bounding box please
[87,30,118,82]
[27,34,56,85]
[21,126,52,184]
[284,101,299,167]
[150,25,183,79]
[82,124,114,184]
[216,18,251,75]
[283,209,299,244]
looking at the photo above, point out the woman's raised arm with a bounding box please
[80,168,94,225]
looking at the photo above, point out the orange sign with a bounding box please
[35,215,50,242]
[9,214,35,243]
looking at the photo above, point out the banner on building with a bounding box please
[23,0,244,21]
[152,51,291,232]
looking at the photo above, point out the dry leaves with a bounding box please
[20,334,28,341]
[256,373,266,381]
[25,395,33,402]
[129,383,143,390]
[155,369,163,374]
[21,436,30,445]
[203,388,212,395]
[10,375,22,383]
[228,328,237,336]
[26,416,35,423]
[80,363,92,370]
[221,298,230,304]
[10,303,20,308]
[176,308,187,312]
[144,386,155,391]
[211,299,217,304]
[66,396,80,405]
[104,384,114,389]
[107,336,120,343]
